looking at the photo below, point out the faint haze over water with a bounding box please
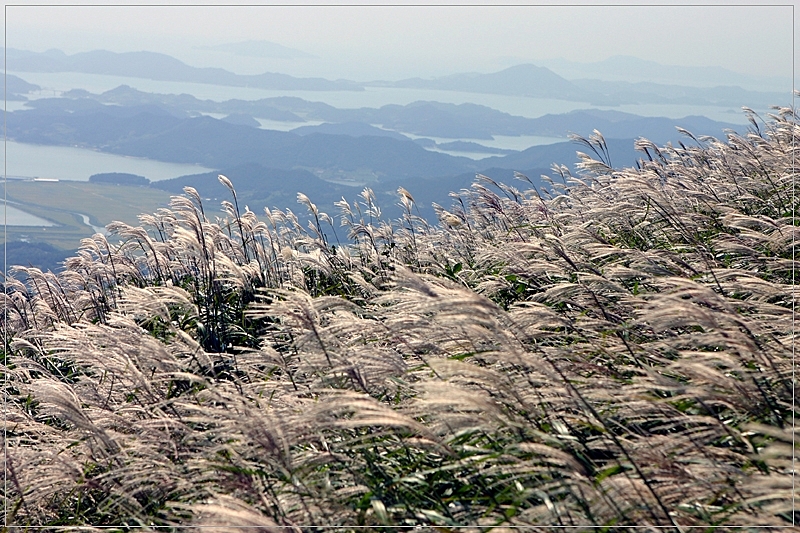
[6,3,793,84]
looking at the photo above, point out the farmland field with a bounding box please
[2,180,172,250]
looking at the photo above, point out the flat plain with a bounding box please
[3,180,172,250]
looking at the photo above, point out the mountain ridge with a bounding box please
[5,48,363,92]
[6,48,786,108]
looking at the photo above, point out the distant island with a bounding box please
[89,172,150,186]
[41,85,745,143]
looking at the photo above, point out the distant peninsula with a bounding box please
[4,48,363,92]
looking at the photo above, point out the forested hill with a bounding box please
[7,104,478,180]
[56,85,746,143]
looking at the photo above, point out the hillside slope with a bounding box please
[3,108,795,529]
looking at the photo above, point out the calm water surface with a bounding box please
[4,204,56,226]
[2,141,214,225]
[1,141,214,182]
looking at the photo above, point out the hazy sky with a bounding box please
[3,1,795,82]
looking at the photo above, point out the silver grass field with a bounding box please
[1,105,797,531]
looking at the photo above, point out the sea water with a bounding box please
[0,140,214,183]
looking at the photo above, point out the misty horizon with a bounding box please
[6,4,793,82]
[6,43,792,93]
